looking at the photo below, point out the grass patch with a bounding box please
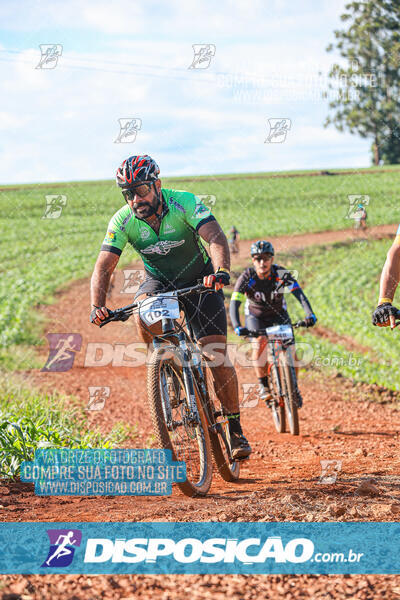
[0,373,135,478]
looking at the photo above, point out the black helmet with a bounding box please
[250,240,274,256]
[116,155,160,189]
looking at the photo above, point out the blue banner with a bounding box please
[0,522,399,574]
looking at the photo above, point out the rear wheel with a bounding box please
[147,347,213,496]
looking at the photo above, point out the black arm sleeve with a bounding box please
[291,285,314,316]
[229,300,242,330]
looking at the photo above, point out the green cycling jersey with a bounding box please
[101,188,216,287]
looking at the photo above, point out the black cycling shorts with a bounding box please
[245,311,291,331]
[134,276,227,340]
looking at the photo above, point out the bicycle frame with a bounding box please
[99,283,238,467]
[155,316,239,470]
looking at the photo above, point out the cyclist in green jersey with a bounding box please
[89,155,251,459]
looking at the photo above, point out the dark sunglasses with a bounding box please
[124,183,153,199]
[252,254,273,262]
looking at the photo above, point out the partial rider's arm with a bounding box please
[378,239,400,304]
[198,219,230,271]
[90,251,119,324]
[90,209,129,325]
[289,281,316,323]
[198,220,230,290]
[229,271,249,334]
[372,232,400,328]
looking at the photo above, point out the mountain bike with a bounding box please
[247,321,306,436]
[99,283,241,497]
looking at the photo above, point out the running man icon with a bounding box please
[42,529,82,568]
[41,333,82,372]
[46,532,77,566]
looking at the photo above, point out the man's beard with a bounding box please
[132,190,160,218]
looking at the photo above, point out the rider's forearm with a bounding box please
[229,299,242,329]
[209,237,230,272]
[91,265,112,307]
[198,221,230,271]
[378,242,400,303]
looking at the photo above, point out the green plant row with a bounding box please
[0,374,132,478]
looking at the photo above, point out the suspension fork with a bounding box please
[176,332,200,423]
[269,340,284,398]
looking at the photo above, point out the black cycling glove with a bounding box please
[213,270,230,287]
[90,306,108,324]
[304,314,317,328]
[372,303,398,326]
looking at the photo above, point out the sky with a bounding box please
[0,0,372,184]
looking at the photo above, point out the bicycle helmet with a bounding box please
[250,240,274,256]
[116,155,160,189]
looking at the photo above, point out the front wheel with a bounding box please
[281,357,300,436]
[147,347,213,497]
[269,363,286,433]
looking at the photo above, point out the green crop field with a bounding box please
[2,167,400,369]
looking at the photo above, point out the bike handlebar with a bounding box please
[246,320,308,338]
[98,302,138,328]
[98,281,212,328]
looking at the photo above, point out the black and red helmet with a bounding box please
[116,155,160,189]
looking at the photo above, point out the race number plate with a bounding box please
[140,294,180,325]
[265,324,294,342]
